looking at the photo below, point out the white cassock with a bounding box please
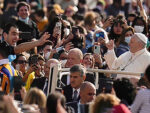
[104,48,150,79]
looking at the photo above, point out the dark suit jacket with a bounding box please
[66,101,78,113]
[62,85,80,103]
[31,77,47,90]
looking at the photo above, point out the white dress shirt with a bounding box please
[104,48,150,78]
[72,88,80,99]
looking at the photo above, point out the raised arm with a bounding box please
[14,32,50,54]
[137,0,148,22]
[104,40,117,69]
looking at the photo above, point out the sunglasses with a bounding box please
[17,60,27,64]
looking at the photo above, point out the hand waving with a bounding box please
[106,40,114,50]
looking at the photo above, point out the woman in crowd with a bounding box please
[115,26,134,57]
[91,93,120,113]
[23,54,45,91]
[24,87,46,108]
[46,92,66,113]
[108,16,126,44]
[13,54,28,77]
[132,16,148,35]
[82,53,95,68]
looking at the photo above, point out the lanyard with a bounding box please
[120,51,145,71]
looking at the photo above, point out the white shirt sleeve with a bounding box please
[104,50,130,70]
[104,49,117,69]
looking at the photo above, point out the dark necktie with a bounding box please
[43,79,48,96]
[73,90,78,101]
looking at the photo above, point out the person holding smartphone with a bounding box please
[44,16,62,47]
[23,54,45,91]
[93,29,109,56]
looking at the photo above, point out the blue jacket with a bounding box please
[115,43,129,57]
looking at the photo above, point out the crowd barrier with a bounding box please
[47,64,143,96]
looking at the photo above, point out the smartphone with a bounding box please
[56,46,63,52]
[72,27,78,36]
[95,32,104,42]
[55,22,62,29]
[19,32,31,40]
[55,22,62,34]
[94,45,100,54]
[61,15,67,20]
[31,56,38,65]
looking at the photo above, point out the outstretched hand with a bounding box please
[106,40,114,50]
[137,0,143,9]
[64,42,74,52]
[39,32,50,45]
[103,17,114,29]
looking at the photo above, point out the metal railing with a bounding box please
[47,64,143,95]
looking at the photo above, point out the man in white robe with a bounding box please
[104,33,150,80]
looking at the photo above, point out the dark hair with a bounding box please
[3,23,18,34]
[117,26,134,45]
[145,65,150,83]
[132,16,147,35]
[41,41,54,49]
[108,18,125,41]
[35,9,45,18]
[113,78,136,105]
[28,54,45,66]
[70,64,85,77]
[47,92,66,113]
[79,0,86,4]
[16,2,30,12]
[72,13,84,21]
[44,16,60,35]
[13,54,24,64]
[0,41,12,58]
[113,0,121,5]
[128,13,137,18]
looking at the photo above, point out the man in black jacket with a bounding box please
[66,81,96,113]
[62,64,86,103]
[31,59,60,96]
[15,1,40,44]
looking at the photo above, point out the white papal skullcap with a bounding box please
[134,33,148,44]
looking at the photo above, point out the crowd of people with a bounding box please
[0,0,150,113]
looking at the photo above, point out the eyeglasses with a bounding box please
[17,60,27,64]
